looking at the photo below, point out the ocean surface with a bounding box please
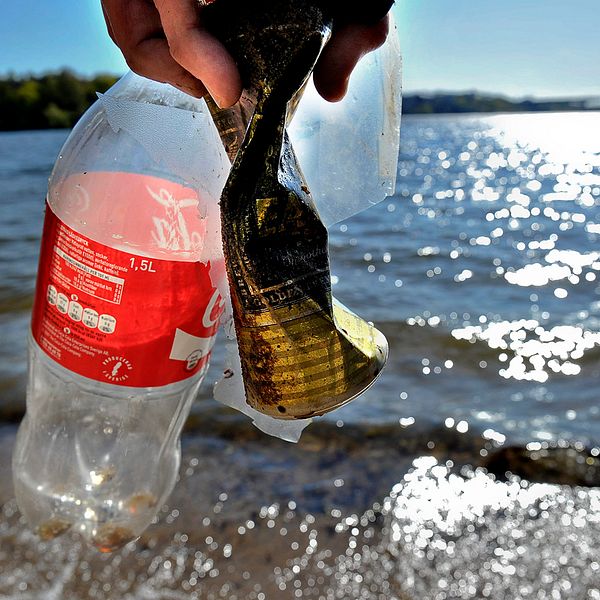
[1,113,600,599]
[1,113,600,446]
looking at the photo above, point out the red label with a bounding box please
[31,173,224,388]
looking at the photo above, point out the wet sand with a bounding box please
[0,418,599,599]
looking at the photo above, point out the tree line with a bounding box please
[0,70,118,131]
[402,93,593,114]
[0,70,596,131]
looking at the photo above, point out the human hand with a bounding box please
[101,0,391,107]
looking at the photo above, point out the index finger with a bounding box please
[153,0,242,107]
[314,17,389,102]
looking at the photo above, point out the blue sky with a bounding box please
[1,0,599,99]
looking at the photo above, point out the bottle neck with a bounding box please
[204,0,332,163]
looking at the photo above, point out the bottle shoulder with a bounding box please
[46,76,229,262]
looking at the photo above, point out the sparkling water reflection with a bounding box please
[383,458,600,600]
[0,441,598,599]
[329,111,600,445]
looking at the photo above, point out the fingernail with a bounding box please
[204,85,228,108]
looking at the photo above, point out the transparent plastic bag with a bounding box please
[289,15,402,227]
[215,17,402,441]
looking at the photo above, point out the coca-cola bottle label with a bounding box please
[31,172,224,387]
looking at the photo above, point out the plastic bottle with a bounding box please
[12,73,230,551]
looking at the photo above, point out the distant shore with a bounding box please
[402,93,599,115]
[0,70,598,131]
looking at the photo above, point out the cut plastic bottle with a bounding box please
[12,74,230,551]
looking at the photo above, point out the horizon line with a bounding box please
[1,68,598,103]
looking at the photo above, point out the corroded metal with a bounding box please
[205,0,388,419]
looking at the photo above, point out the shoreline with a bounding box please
[2,414,600,510]
[0,422,599,599]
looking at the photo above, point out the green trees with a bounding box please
[0,70,118,131]
[401,93,590,115]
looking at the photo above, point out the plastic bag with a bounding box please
[214,14,402,440]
